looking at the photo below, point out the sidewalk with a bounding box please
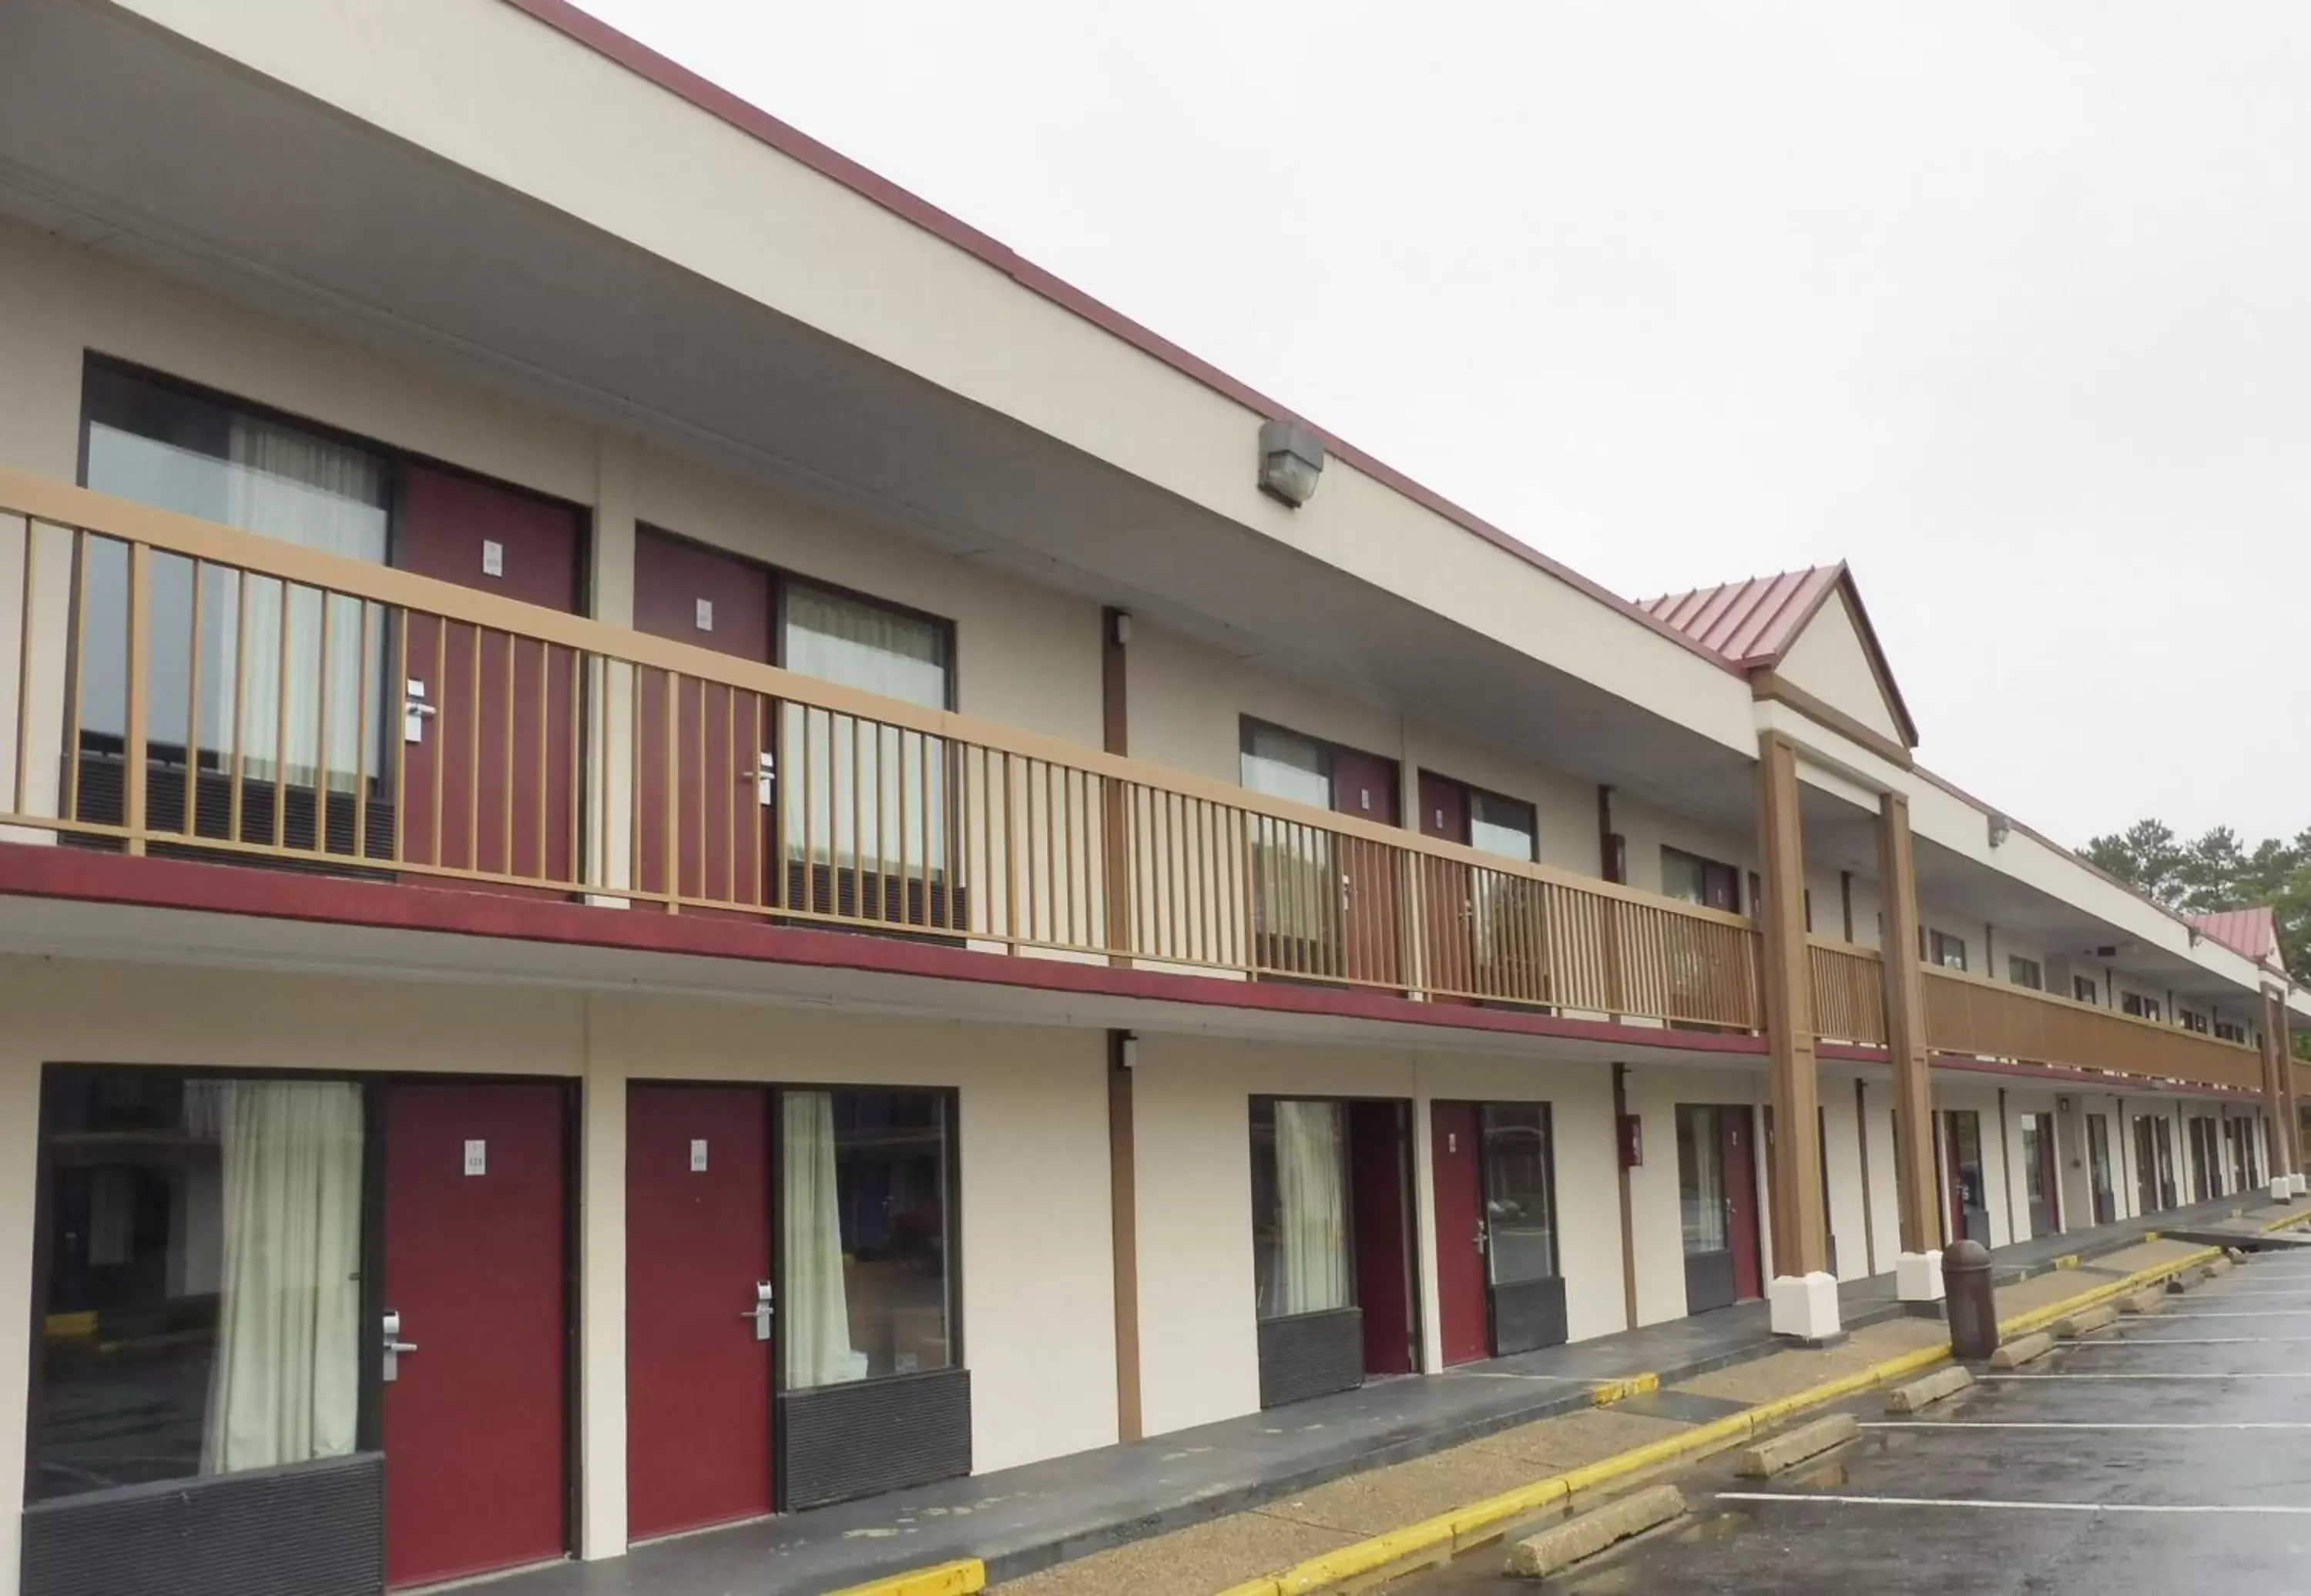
[495,1193,2278,1596]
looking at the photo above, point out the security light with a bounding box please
[1258,417,1326,507]
[1987,812,2012,848]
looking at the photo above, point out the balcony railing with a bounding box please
[1806,940,2266,1093]
[0,472,1763,1028]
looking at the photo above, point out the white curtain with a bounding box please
[782,585,949,877]
[194,1079,364,1474]
[1274,1101,1349,1316]
[224,416,387,793]
[783,1091,868,1388]
[1242,729,1335,946]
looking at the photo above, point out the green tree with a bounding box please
[2083,819,2311,981]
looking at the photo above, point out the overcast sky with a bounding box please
[578,1,2311,848]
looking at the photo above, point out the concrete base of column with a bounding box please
[2293,1173,2308,1197]
[2271,1176,2296,1203]
[1897,1249,1946,1303]
[1769,1271,1843,1343]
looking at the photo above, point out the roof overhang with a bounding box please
[0,0,1771,820]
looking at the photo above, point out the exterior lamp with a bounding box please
[1987,812,2011,849]
[1258,417,1326,507]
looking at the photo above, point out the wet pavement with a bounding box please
[1401,1248,2311,1594]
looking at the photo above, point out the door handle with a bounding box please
[740,1279,774,1341]
[382,1309,418,1383]
[403,679,436,745]
[1474,1220,1489,1253]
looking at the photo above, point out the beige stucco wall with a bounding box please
[1776,590,1903,746]
[1124,620,1601,873]
[0,218,1101,749]
[0,954,1117,1578]
[104,0,1763,763]
[1126,1033,1626,1437]
[1622,1063,1769,1324]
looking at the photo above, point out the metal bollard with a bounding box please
[1944,1239,1997,1361]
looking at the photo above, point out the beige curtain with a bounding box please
[1273,1101,1349,1315]
[783,1091,868,1388]
[194,1080,364,1474]
[226,417,387,794]
[781,585,949,876]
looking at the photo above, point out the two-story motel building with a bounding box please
[0,2,2303,1592]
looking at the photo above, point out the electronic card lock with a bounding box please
[742,1279,774,1341]
[382,1309,418,1383]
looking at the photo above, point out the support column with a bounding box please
[1107,1029,1143,1442]
[576,993,628,1559]
[1877,790,1944,1300]
[1756,733,1835,1339]
[2262,986,2300,1199]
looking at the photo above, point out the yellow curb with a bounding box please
[1213,1246,2222,1596]
[1589,1373,1659,1407]
[822,1558,985,1596]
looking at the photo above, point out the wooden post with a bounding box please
[1102,608,1132,965]
[1755,733,1826,1277]
[1107,1028,1142,1441]
[1878,790,1940,1253]
[2262,985,2296,1179]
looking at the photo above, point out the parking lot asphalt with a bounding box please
[1403,1251,2311,1594]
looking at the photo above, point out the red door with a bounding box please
[382,1081,568,1588]
[1349,1100,1415,1375]
[632,529,775,910]
[1722,1108,1762,1300]
[626,1085,773,1539]
[1416,773,1474,1001]
[397,464,582,887]
[1430,1101,1489,1365]
[1331,749,1403,987]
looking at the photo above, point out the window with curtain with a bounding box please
[32,1068,364,1502]
[1249,1097,1352,1319]
[780,1087,954,1390]
[1927,930,1968,971]
[1481,1104,1556,1284]
[780,582,954,890]
[1675,1105,1727,1256]
[2007,954,2043,991]
[1240,724,1337,951]
[79,364,391,800]
[1464,788,1539,978]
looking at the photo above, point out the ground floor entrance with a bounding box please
[1431,1101,1565,1365]
[1250,1095,1420,1407]
[1938,1108,1990,1245]
[1675,1105,1760,1314]
[28,1068,572,1594]
[2134,1114,2178,1212]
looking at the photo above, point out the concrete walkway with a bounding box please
[491,1194,2280,1596]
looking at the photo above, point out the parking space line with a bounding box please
[1717,1492,2311,1514]
[1977,1372,2311,1380]
[1860,1421,2311,1430]
[2061,1336,2311,1345]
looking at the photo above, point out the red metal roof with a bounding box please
[2189,906,2282,970]
[1635,563,1920,749]
[1635,565,1846,668]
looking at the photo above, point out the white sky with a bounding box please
[575,1,2311,848]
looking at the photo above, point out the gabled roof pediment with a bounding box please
[1638,563,1918,751]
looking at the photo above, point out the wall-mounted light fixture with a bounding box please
[1987,812,2012,849]
[1258,417,1327,507]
